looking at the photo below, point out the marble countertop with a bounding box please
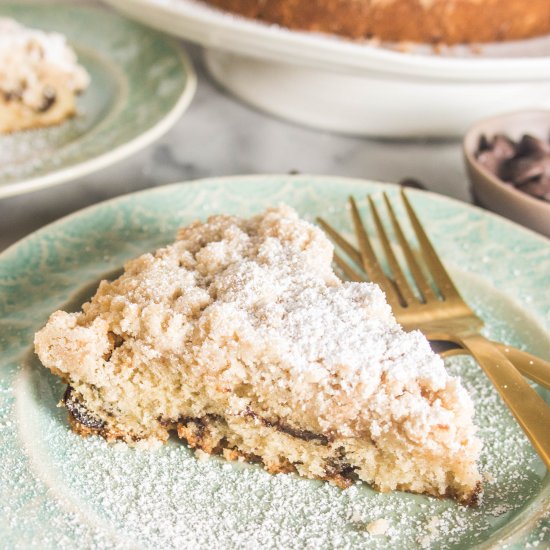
[0,35,473,252]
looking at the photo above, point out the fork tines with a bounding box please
[317,189,465,311]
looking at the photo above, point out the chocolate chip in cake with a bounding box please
[242,406,329,444]
[276,422,329,444]
[3,89,22,102]
[37,85,56,113]
[63,386,106,430]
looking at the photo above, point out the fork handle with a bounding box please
[438,340,550,391]
[493,342,550,391]
[460,333,550,470]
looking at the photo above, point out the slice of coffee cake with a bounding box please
[0,18,89,133]
[35,206,482,504]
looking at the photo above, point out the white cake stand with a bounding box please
[104,0,550,137]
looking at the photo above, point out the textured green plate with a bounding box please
[1,176,549,549]
[0,2,196,198]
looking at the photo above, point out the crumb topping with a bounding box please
[367,517,390,535]
[35,206,479,468]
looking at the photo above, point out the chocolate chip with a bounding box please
[475,132,550,203]
[63,386,105,430]
[491,134,517,160]
[476,150,503,175]
[518,175,550,201]
[501,155,547,184]
[478,134,492,152]
[516,134,550,156]
[3,89,22,102]
[37,86,56,113]
[398,178,427,190]
[242,406,328,444]
[276,422,329,444]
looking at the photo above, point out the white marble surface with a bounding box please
[0,33,473,252]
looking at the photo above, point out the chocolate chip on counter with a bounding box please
[398,178,427,190]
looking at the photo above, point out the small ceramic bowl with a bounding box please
[463,110,550,238]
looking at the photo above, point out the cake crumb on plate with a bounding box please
[367,518,389,535]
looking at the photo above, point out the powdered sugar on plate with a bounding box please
[1,345,544,549]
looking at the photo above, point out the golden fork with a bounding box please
[318,190,550,469]
[317,195,550,391]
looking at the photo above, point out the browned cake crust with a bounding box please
[64,391,482,505]
[199,0,550,44]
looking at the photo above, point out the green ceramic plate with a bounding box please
[1,176,549,549]
[0,2,196,199]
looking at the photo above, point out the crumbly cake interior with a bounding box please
[0,18,89,133]
[35,206,482,504]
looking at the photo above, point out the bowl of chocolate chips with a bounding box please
[463,110,550,238]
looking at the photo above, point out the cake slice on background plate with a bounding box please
[35,206,482,504]
[0,18,89,133]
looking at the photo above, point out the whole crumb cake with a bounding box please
[0,18,89,134]
[35,206,482,504]
[199,0,550,45]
